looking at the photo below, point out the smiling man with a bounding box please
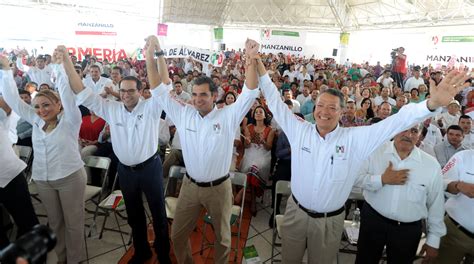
[147,36,260,264]
[57,45,172,264]
[253,43,469,263]
[355,124,446,264]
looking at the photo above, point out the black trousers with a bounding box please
[271,159,291,213]
[117,156,171,264]
[355,203,422,264]
[0,173,39,249]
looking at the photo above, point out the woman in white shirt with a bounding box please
[0,53,86,263]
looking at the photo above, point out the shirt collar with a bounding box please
[384,141,422,163]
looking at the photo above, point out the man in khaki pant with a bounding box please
[437,149,474,263]
[147,36,260,263]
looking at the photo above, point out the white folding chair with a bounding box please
[164,165,186,223]
[271,180,291,263]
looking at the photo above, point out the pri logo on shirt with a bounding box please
[213,123,221,133]
[137,114,143,120]
[335,145,345,154]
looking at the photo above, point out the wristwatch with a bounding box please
[154,50,165,57]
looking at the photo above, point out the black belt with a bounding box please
[185,173,229,188]
[367,203,421,226]
[449,215,474,239]
[121,152,159,171]
[292,195,344,218]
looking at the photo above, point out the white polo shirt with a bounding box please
[259,73,440,213]
[82,76,113,97]
[157,84,259,182]
[76,82,169,166]
[442,150,474,233]
[16,60,54,87]
[0,66,84,181]
[356,142,446,248]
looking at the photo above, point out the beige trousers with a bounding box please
[436,215,474,264]
[280,196,345,264]
[171,176,233,264]
[36,168,87,263]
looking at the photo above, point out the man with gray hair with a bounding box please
[355,123,446,263]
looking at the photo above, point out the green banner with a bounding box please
[271,30,299,37]
[214,27,223,40]
[442,36,474,43]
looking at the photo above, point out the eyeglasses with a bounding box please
[119,89,138,95]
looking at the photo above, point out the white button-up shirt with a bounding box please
[356,142,446,248]
[0,109,26,187]
[259,73,440,213]
[423,123,443,147]
[157,85,259,182]
[82,76,113,97]
[442,150,474,233]
[1,66,84,181]
[76,83,168,166]
[16,60,54,87]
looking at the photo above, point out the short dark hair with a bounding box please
[283,99,293,106]
[319,88,345,109]
[112,66,123,75]
[19,89,31,96]
[380,101,392,108]
[459,115,472,121]
[119,76,142,90]
[193,76,217,94]
[174,81,182,86]
[90,64,100,70]
[447,125,464,134]
[216,99,225,105]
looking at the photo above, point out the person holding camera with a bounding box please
[392,47,407,90]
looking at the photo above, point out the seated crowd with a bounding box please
[0,36,473,264]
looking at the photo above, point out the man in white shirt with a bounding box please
[459,115,473,149]
[58,45,172,264]
[282,64,298,82]
[147,37,260,264]
[82,65,113,98]
[283,89,300,113]
[16,54,54,88]
[434,125,466,167]
[172,81,191,103]
[435,100,461,132]
[437,150,474,263]
[422,117,443,147]
[102,66,122,100]
[376,70,394,88]
[0,97,39,249]
[295,85,310,106]
[355,124,446,263]
[404,67,425,92]
[374,87,397,106]
[254,49,469,264]
[377,101,392,119]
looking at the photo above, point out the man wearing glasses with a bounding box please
[54,45,172,264]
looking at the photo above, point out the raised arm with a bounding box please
[0,56,36,124]
[50,47,81,125]
[255,51,304,144]
[15,53,30,73]
[352,70,471,159]
[224,39,260,127]
[146,35,170,89]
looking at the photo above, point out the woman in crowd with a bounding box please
[410,88,421,103]
[0,51,86,263]
[224,91,237,106]
[241,106,275,215]
[418,84,428,100]
[79,110,106,159]
[355,97,375,121]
